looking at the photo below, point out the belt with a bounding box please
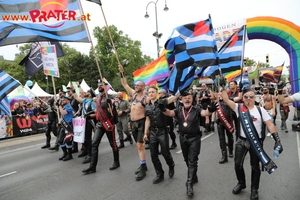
[150,127,165,131]
[181,134,199,139]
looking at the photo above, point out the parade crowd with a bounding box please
[14,66,299,199]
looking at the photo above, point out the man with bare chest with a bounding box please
[260,87,276,118]
[119,64,149,181]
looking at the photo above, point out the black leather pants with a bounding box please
[149,128,174,174]
[234,137,261,190]
[45,120,57,144]
[217,121,233,156]
[180,135,201,185]
[84,120,94,156]
[90,122,119,169]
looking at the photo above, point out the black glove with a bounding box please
[84,113,90,119]
[272,132,283,154]
[208,102,218,113]
[220,77,226,88]
[277,81,286,95]
[239,82,243,91]
[158,100,166,112]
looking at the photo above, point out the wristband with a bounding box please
[120,72,124,78]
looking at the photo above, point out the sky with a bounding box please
[1,0,299,75]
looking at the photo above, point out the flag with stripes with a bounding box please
[159,16,218,94]
[0,0,89,46]
[19,41,64,78]
[259,63,284,83]
[201,25,246,79]
[0,96,12,117]
[0,69,21,102]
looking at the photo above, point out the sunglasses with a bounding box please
[243,95,255,99]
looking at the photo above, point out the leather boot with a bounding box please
[78,149,88,158]
[49,144,59,151]
[210,121,215,132]
[135,163,147,181]
[233,166,246,194]
[250,189,259,200]
[232,183,246,194]
[82,149,97,174]
[251,168,260,200]
[41,144,50,149]
[72,142,78,153]
[186,166,197,197]
[170,140,177,149]
[152,171,164,184]
[228,150,234,158]
[82,156,91,164]
[109,151,120,170]
[59,146,67,161]
[135,163,148,175]
[118,140,125,149]
[128,135,133,145]
[186,183,194,197]
[169,164,175,178]
[219,151,228,164]
[63,148,73,161]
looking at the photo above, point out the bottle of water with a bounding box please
[273,146,281,159]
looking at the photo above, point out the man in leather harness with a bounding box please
[159,91,218,197]
[119,65,149,181]
[143,86,179,184]
[82,81,120,174]
[221,82,283,200]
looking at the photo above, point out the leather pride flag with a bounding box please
[0,0,89,46]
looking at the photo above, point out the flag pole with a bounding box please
[78,0,109,97]
[51,76,61,121]
[78,0,113,115]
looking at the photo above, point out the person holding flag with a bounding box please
[220,79,283,200]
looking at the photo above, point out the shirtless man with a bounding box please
[118,64,150,181]
[259,86,276,119]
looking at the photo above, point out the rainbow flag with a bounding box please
[133,53,170,85]
[122,92,128,100]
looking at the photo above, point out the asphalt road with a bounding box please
[0,112,300,200]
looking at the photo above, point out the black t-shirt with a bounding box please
[174,105,202,135]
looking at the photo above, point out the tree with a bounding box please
[92,25,152,91]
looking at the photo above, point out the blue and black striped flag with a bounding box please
[159,16,218,94]
[0,96,12,117]
[201,25,246,79]
[0,69,20,102]
[0,0,89,46]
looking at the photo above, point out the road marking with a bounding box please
[0,143,45,156]
[0,171,17,178]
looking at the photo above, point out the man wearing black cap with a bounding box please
[221,83,283,200]
[57,96,74,161]
[82,80,120,174]
[159,91,218,197]
[72,84,97,164]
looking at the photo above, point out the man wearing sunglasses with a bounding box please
[221,82,283,200]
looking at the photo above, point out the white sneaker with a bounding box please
[267,132,271,137]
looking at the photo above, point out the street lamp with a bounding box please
[144,0,169,58]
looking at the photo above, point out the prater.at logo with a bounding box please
[29,0,76,28]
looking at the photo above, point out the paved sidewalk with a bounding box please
[0,133,45,148]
